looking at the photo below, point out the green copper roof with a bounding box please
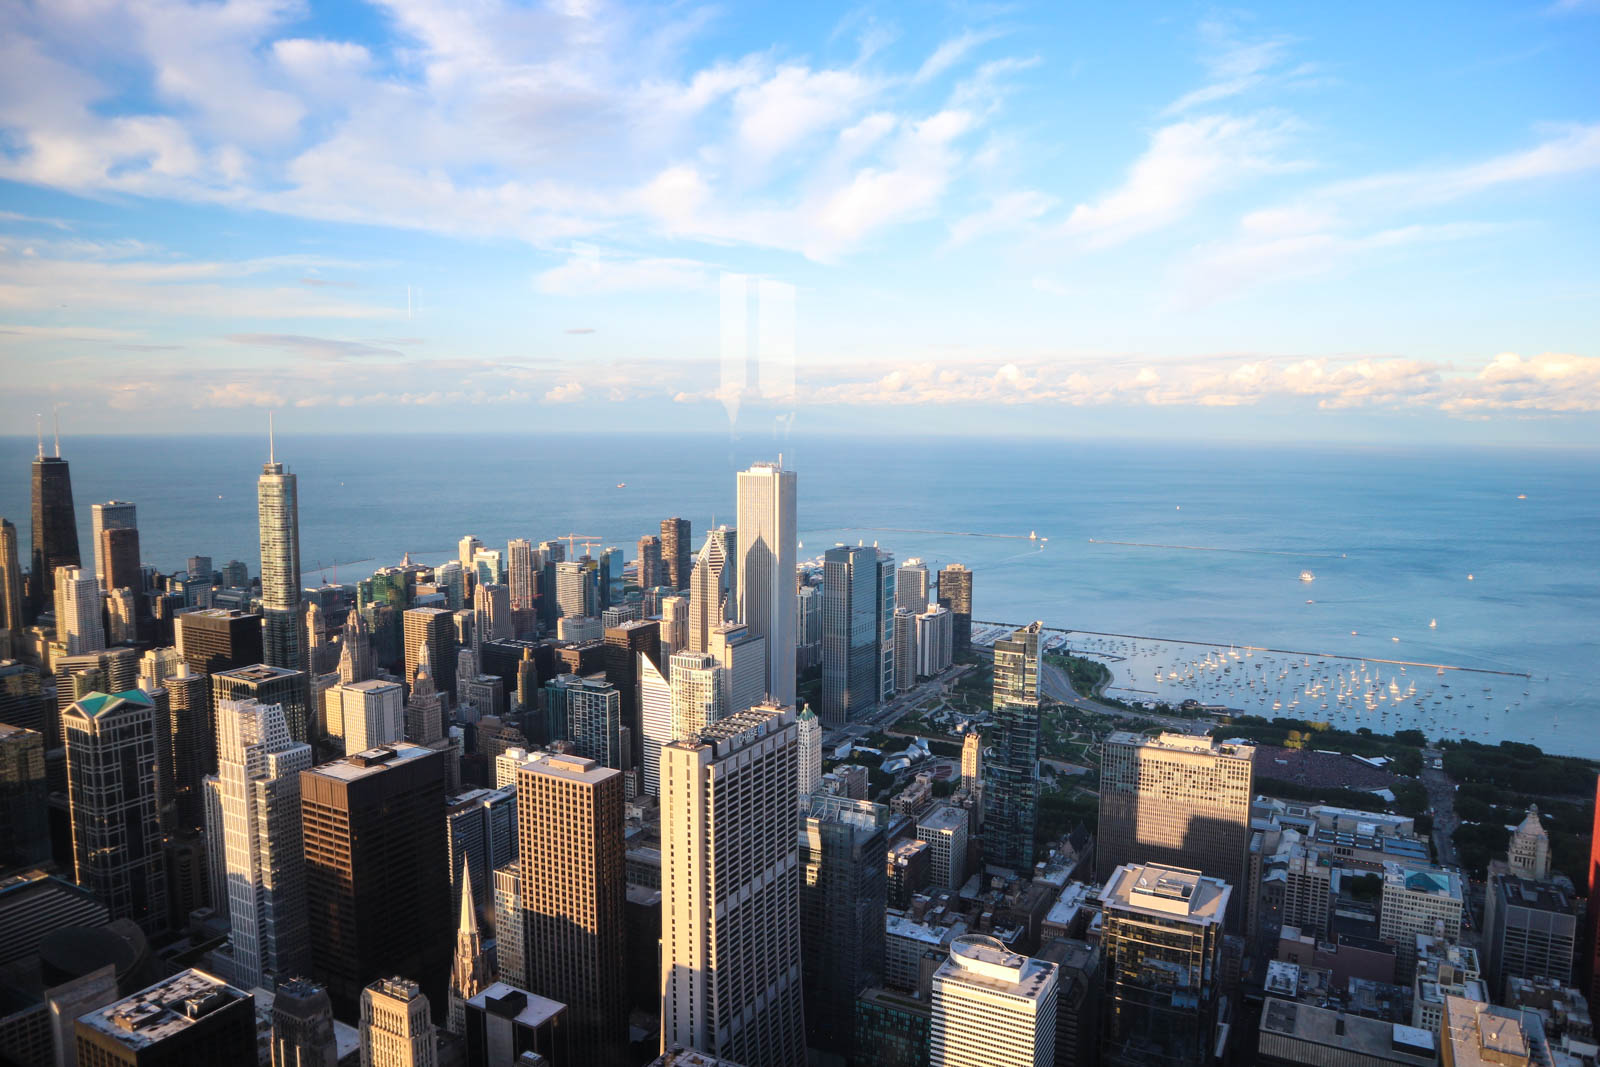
[72,690,154,717]
[798,704,816,720]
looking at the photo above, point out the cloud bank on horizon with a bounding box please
[0,0,1596,438]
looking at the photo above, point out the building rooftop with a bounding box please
[1106,730,1253,758]
[1101,862,1231,925]
[305,742,438,782]
[1260,997,1435,1065]
[1493,874,1575,914]
[917,806,967,833]
[887,915,950,947]
[935,935,1055,1000]
[466,982,565,1029]
[669,702,793,757]
[339,678,401,694]
[213,663,301,683]
[519,753,617,785]
[1442,996,1550,1067]
[68,689,153,719]
[76,969,249,1050]
[1383,862,1463,902]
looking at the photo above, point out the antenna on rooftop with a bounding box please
[52,406,60,457]
[34,414,43,460]
[269,411,276,464]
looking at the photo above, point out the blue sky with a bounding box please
[0,0,1597,442]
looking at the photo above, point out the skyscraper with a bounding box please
[1094,732,1255,912]
[796,704,822,798]
[735,462,797,707]
[636,535,663,591]
[507,538,536,619]
[300,743,451,1016]
[448,856,492,1036]
[29,436,80,620]
[62,690,168,933]
[707,622,766,716]
[99,526,142,598]
[360,977,437,1067]
[876,551,897,703]
[930,935,1058,1067]
[667,650,724,742]
[564,677,624,770]
[326,679,406,755]
[916,602,954,678]
[604,618,660,771]
[215,697,312,989]
[896,558,930,614]
[660,518,691,591]
[54,565,105,655]
[1099,863,1230,1067]
[686,528,733,654]
[517,753,628,1062]
[936,564,973,658]
[258,436,304,675]
[821,545,878,727]
[270,978,339,1067]
[475,582,512,643]
[0,519,22,654]
[987,621,1042,871]
[893,608,917,692]
[90,501,138,592]
[176,608,265,676]
[404,607,458,700]
[659,595,688,660]
[800,793,888,1056]
[639,653,672,797]
[213,663,312,746]
[659,703,805,1067]
[0,723,49,868]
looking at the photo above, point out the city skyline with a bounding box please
[0,3,1596,443]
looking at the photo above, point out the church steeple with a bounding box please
[447,855,492,1035]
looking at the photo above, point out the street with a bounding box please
[1420,746,1461,868]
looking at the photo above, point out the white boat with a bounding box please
[1429,618,1437,629]
[1299,570,1316,582]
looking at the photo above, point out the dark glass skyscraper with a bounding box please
[800,793,888,1057]
[660,517,691,591]
[29,447,79,620]
[821,545,879,727]
[176,608,264,677]
[0,519,23,655]
[936,563,973,657]
[987,620,1042,871]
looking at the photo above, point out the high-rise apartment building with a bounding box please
[517,753,628,1062]
[91,501,139,592]
[930,935,1058,1067]
[821,545,879,727]
[404,607,457,701]
[75,969,256,1067]
[100,526,142,597]
[55,565,105,655]
[893,608,917,692]
[0,519,23,654]
[565,677,624,770]
[62,690,168,933]
[935,564,973,657]
[687,528,734,654]
[667,650,724,742]
[258,443,304,675]
[1099,863,1230,1067]
[637,535,663,591]
[215,697,312,989]
[659,595,688,659]
[987,621,1042,871]
[735,462,797,707]
[1095,731,1255,915]
[896,558,930,614]
[660,518,691,591]
[507,538,536,616]
[875,551,897,703]
[213,663,312,745]
[800,793,888,1056]
[300,743,451,1015]
[176,607,264,676]
[638,653,672,797]
[29,441,80,620]
[0,723,49,868]
[915,602,953,678]
[360,977,437,1067]
[795,583,821,671]
[659,703,805,1067]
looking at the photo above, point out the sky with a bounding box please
[0,0,1597,443]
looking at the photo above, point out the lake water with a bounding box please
[2,433,1595,756]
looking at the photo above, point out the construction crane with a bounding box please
[555,534,604,559]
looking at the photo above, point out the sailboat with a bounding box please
[1429,618,1437,629]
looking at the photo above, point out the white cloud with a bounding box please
[1164,21,1299,115]
[1062,114,1299,245]
[533,247,714,295]
[543,381,586,403]
[913,29,1005,86]
[949,189,1058,246]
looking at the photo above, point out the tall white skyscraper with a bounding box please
[896,558,930,614]
[667,650,724,743]
[659,702,805,1067]
[216,696,312,989]
[457,535,482,572]
[735,461,797,706]
[258,433,304,673]
[708,622,767,716]
[639,654,672,796]
[796,705,822,798]
[54,565,104,655]
[507,539,535,614]
[931,935,1058,1067]
[90,501,137,592]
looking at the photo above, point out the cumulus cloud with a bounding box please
[533,247,713,295]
